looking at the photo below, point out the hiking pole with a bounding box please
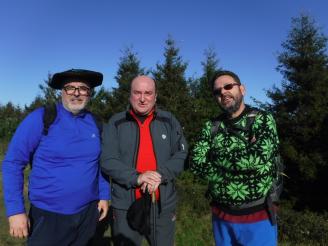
[152,191,157,246]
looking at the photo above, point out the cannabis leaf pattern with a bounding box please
[191,108,280,206]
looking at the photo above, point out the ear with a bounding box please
[240,84,246,96]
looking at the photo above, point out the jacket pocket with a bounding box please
[161,181,177,210]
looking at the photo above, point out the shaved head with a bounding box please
[130,75,157,116]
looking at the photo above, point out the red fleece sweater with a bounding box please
[131,110,159,200]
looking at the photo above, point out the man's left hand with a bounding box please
[97,200,109,221]
[140,180,161,194]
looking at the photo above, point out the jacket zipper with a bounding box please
[132,118,140,203]
[150,116,161,204]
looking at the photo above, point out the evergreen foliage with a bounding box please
[189,48,222,141]
[0,102,24,142]
[152,37,193,140]
[112,47,145,113]
[267,14,328,210]
[87,86,114,122]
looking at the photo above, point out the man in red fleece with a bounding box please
[101,75,188,246]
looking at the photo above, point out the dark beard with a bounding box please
[219,93,243,115]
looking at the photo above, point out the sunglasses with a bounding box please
[213,83,240,97]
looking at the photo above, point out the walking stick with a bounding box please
[152,191,157,246]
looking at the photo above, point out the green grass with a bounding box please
[175,175,214,246]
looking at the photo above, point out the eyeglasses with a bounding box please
[213,83,239,97]
[63,85,91,96]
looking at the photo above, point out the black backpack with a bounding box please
[211,109,284,224]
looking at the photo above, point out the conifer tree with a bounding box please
[0,102,24,145]
[112,47,145,112]
[87,86,114,122]
[189,48,221,142]
[268,14,328,209]
[152,37,192,140]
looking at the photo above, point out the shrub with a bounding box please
[278,203,328,245]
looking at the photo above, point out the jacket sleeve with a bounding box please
[191,121,215,180]
[2,109,43,217]
[100,119,139,188]
[157,114,188,183]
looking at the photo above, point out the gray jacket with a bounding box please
[101,109,188,211]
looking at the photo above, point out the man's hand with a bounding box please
[138,171,161,194]
[97,200,109,221]
[147,180,161,194]
[8,213,30,238]
[137,171,161,186]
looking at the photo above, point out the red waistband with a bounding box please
[211,205,271,223]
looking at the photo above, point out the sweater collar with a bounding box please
[57,102,87,118]
[224,105,252,124]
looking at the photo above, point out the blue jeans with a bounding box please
[212,214,277,246]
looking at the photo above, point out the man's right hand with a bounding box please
[8,213,30,238]
[138,171,162,194]
[137,171,161,186]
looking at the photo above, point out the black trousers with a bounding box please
[27,201,99,246]
[111,206,176,246]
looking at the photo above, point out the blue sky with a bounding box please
[1,0,327,107]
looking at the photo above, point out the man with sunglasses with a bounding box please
[192,70,280,246]
[2,69,110,245]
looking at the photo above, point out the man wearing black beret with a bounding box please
[2,69,110,245]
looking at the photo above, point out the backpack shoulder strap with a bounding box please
[211,109,260,143]
[245,108,259,142]
[210,114,226,137]
[30,104,57,167]
[43,103,57,136]
[245,109,258,129]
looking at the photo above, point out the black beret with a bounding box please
[49,69,103,89]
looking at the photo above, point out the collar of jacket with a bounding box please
[125,106,158,121]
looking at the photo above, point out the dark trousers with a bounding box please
[111,206,176,246]
[27,201,99,246]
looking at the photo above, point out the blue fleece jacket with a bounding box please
[2,103,110,217]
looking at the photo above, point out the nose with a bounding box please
[74,88,80,96]
[221,88,228,94]
[220,87,232,96]
[140,94,145,102]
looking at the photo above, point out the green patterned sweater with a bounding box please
[191,107,280,208]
